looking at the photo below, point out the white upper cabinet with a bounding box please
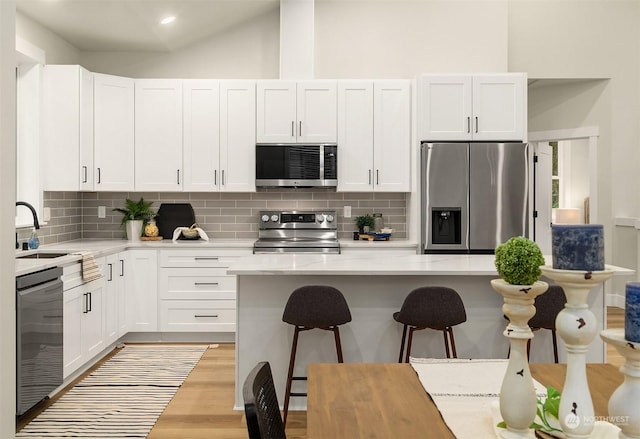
[42,65,94,191]
[94,73,135,191]
[183,80,220,191]
[419,73,526,141]
[337,80,411,192]
[135,79,183,191]
[256,80,337,143]
[220,80,256,192]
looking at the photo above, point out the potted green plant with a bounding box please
[354,214,375,234]
[113,198,156,241]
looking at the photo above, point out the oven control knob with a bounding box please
[270,214,279,222]
[261,215,270,222]
[316,214,325,223]
[325,214,334,223]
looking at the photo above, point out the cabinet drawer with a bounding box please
[159,269,236,300]
[159,300,236,332]
[159,249,250,268]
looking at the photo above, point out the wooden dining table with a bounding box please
[306,362,623,439]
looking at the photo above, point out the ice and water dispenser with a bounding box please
[431,208,462,245]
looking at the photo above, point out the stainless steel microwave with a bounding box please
[255,144,337,187]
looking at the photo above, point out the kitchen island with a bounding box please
[229,253,633,410]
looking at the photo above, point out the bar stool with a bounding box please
[393,286,467,362]
[281,285,352,426]
[527,285,566,363]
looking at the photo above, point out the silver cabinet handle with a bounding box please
[368,169,372,185]
[82,166,88,183]
[194,282,219,286]
[194,314,219,318]
[83,293,89,314]
[291,121,294,137]
[467,117,470,133]
[475,116,478,133]
[119,259,124,277]
[214,169,217,186]
[222,170,225,186]
[177,169,180,184]
[97,167,101,184]
[108,263,113,282]
[299,120,302,136]
[194,257,219,261]
[87,292,92,312]
[376,169,380,185]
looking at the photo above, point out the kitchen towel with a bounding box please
[74,251,102,282]
[172,226,210,242]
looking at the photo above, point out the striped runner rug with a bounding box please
[16,344,208,438]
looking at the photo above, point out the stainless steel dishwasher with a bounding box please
[16,266,63,416]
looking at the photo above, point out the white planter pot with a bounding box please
[125,220,143,241]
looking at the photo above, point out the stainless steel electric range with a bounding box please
[253,210,340,254]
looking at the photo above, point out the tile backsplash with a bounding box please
[17,190,407,246]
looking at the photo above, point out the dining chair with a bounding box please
[527,284,566,363]
[243,361,287,439]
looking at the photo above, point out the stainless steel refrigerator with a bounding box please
[421,142,529,254]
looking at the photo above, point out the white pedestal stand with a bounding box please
[540,266,614,439]
[491,279,549,438]
[600,328,640,438]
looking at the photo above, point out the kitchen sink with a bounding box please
[17,252,69,259]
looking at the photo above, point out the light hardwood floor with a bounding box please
[17,307,626,439]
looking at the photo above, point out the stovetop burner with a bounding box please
[253,210,340,254]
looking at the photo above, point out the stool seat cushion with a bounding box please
[394,286,466,330]
[282,285,352,328]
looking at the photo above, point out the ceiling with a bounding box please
[16,0,280,52]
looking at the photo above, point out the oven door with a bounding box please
[255,144,337,187]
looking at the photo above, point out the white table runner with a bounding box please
[410,358,547,438]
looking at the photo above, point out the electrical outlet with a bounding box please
[43,207,51,222]
[344,205,351,218]
[98,206,106,218]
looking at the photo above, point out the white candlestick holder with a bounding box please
[600,328,640,438]
[540,266,614,439]
[491,278,549,438]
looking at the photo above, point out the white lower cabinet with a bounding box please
[125,249,158,332]
[63,273,105,379]
[104,252,127,344]
[158,249,249,332]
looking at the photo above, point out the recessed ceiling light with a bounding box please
[160,16,176,25]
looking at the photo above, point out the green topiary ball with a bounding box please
[495,236,545,285]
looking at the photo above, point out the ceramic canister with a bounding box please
[625,282,640,343]
[551,224,604,271]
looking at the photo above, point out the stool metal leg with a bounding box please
[447,327,458,358]
[443,329,451,358]
[405,326,416,363]
[398,324,408,363]
[283,326,301,426]
[331,326,344,363]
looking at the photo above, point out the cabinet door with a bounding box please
[220,80,256,192]
[63,284,84,378]
[472,74,526,141]
[135,79,183,191]
[337,81,374,192]
[296,81,337,143]
[83,280,104,359]
[373,80,411,192]
[256,81,296,143]
[183,80,220,191]
[94,73,134,191]
[419,75,472,141]
[125,250,158,332]
[42,65,93,191]
[103,253,119,345]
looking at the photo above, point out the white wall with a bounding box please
[314,0,509,78]
[560,138,589,214]
[1,2,16,437]
[16,11,79,64]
